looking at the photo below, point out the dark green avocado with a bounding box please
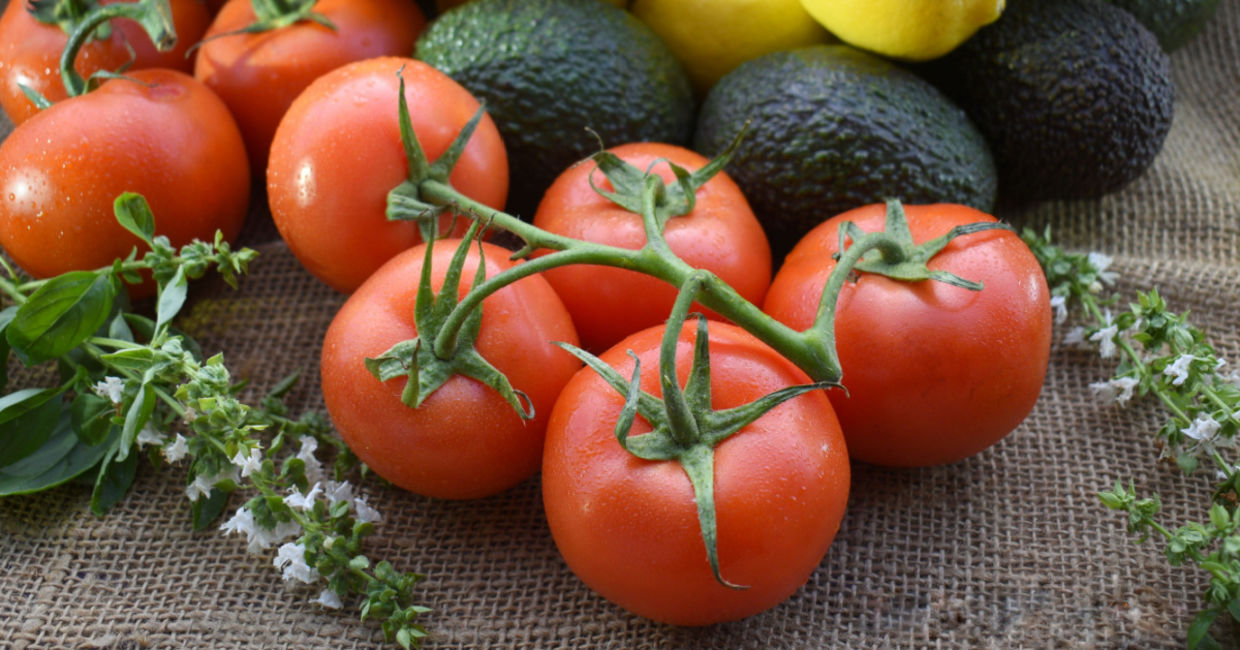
[920,0,1175,206]
[693,44,997,256]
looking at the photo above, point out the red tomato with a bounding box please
[763,203,1052,466]
[0,0,211,125]
[542,321,850,625]
[533,142,771,352]
[0,68,250,292]
[320,239,580,500]
[194,0,426,171]
[268,56,508,293]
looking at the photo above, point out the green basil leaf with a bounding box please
[107,311,135,343]
[155,265,187,334]
[0,391,63,467]
[70,392,115,446]
[7,270,118,365]
[100,347,156,371]
[113,192,156,247]
[116,381,155,462]
[0,306,17,391]
[0,412,115,496]
[91,442,138,516]
[192,486,230,531]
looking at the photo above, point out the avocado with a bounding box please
[1106,0,1221,52]
[920,0,1175,205]
[414,0,695,218]
[693,44,997,256]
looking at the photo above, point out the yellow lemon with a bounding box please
[799,0,1005,61]
[631,0,834,96]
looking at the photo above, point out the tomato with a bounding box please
[0,0,211,125]
[0,68,250,292]
[762,203,1052,466]
[194,0,426,171]
[320,238,580,500]
[541,321,850,625]
[268,56,508,293]
[532,142,771,352]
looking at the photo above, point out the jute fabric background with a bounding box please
[1,0,1238,647]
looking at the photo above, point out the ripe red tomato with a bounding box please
[268,56,508,293]
[532,142,771,352]
[320,239,580,500]
[763,203,1052,466]
[194,0,426,171]
[0,68,250,290]
[541,321,850,625]
[0,0,211,125]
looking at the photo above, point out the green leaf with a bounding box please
[0,411,116,496]
[192,487,230,530]
[70,392,114,446]
[100,347,157,371]
[91,441,138,516]
[116,381,155,462]
[1187,607,1221,650]
[0,391,64,468]
[113,192,156,247]
[6,270,118,365]
[155,264,187,334]
[1227,595,1240,623]
[0,306,17,391]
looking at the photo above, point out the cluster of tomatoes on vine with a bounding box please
[0,0,1053,627]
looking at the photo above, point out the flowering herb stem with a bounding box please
[1025,227,1240,649]
[0,193,428,648]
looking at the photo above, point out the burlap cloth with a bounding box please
[1,1,1238,647]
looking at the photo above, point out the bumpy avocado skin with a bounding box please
[1106,0,1221,52]
[415,0,694,217]
[921,0,1174,206]
[694,45,997,255]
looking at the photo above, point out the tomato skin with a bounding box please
[533,142,771,352]
[763,203,1052,466]
[0,0,211,125]
[542,321,850,626]
[268,56,508,293]
[0,68,250,289]
[320,239,580,500]
[194,0,426,171]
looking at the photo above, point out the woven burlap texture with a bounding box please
[2,1,1238,647]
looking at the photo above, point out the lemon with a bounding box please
[631,0,833,95]
[799,0,1005,61]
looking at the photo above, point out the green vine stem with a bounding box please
[57,0,176,98]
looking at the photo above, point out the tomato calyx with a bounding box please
[42,0,177,101]
[362,224,533,419]
[28,0,105,36]
[188,0,335,53]
[840,200,1014,290]
[556,273,832,589]
[385,67,488,242]
[585,127,746,230]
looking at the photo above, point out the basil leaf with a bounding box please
[107,311,135,343]
[155,265,187,334]
[192,486,230,531]
[113,192,156,247]
[0,391,63,467]
[70,392,115,446]
[0,412,115,496]
[116,381,155,462]
[7,270,118,365]
[91,441,138,516]
[0,306,17,391]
